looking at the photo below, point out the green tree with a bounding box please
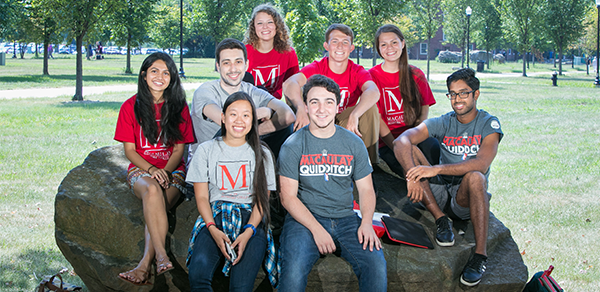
[54,0,121,100]
[441,0,469,68]
[286,0,328,65]
[27,0,62,75]
[411,0,443,80]
[472,0,502,69]
[110,0,158,73]
[498,0,544,77]
[189,0,258,57]
[579,7,597,58]
[545,0,590,75]
[150,0,182,53]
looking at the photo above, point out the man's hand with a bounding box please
[208,227,232,261]
[405,179,424,203]
[357,221,381,251]
[294,109,310,131]
[345,114,362,138]
[231,229,253,265]
[406,165,438,182]
[311,225,336,254]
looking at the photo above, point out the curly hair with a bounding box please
[244,4,291,53]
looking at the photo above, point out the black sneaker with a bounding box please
[460,254,487,286]
[435,216,455,246]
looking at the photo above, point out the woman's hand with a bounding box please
[231,229,253,265]
[208,226,233,261]
[149,167,170,189]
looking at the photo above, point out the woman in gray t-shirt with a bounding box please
[186,92,279,290]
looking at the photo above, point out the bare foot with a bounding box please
[156,257,174,275]
[118,267,152,286]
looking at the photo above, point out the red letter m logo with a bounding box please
[219,164,248,191]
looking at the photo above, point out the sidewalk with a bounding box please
[0,83,203,99]
[0,71,573,99]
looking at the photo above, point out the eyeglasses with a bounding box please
[446,90,475,100]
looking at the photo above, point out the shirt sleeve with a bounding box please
[277,132,302,181]
[424,115,446,142]
[262,146,277,191]
[192,82,220,123]
[186,141,210,183]
[412,68,436,106]
[284,49,300,80]
[482,115,503,143]
[299,60,319,80]
[354,65,373,90]
[178,104,196,144]
[114,98,136,143]
[248,84,275,108]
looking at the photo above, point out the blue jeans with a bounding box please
[188,211,267,292]
[278,213,387,292]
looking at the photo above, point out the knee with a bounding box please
[463,171,486,186]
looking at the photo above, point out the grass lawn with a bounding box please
[0,56,599,291]
[0,54,593,91]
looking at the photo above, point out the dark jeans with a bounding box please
[278,213,387,292]
[188,210,267,292]
[379,137,440,178]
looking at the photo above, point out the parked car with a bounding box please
[104,46,120,54]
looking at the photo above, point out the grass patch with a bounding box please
[1,62,599,291]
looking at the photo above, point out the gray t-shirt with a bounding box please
[189,80,275,159]
[186,138,276,204]
[424,109,503,184]
[278,125,372,218]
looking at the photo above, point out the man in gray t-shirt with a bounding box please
[394,68,502,287]
[189,38,295,161]
[277,75,386,292]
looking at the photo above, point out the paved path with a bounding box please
[0,71,573,99]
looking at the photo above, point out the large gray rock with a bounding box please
[56,146,528,291]
[437,51,462,63]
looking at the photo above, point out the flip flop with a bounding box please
[118,268,152,286]
[156,257,174,276]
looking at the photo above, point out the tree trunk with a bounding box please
[522,51,527,77]
[356,46,360,65]
[43,41,49,75]
[125,33,132,74]
[35,42,39,58]
[73,35,85,101]
[559,46,563,75]
[372,42,377,67]
[426,37,431,81]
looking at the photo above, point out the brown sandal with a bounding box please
[118,267,152,286]
[156,257,174,275]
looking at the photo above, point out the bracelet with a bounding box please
[205,222,216,229]
[147,165,156,172]
[243,224,256,237]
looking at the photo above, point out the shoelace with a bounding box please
[467,256,487,272]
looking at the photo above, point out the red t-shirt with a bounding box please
[246,44,299,99]
[114,95,196,171]
[300,57,372,113]
[369,65,436,148]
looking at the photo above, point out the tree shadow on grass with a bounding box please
[0,248,86,291]
[58,101,122,111]
[0,75,137,84]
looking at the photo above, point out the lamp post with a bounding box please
[595,0,600,86]
[466,6,472,68]
[179,0,186,79]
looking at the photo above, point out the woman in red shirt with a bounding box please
[370,24,439,178]
[244,4,299,99]
[115,52,195,285]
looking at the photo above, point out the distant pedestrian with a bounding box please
[87,44,93,60]
[48,44,54,59]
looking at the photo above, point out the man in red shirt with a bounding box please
[283,24,381,163]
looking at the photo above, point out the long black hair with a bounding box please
[375,24,423,127]
[221,92,271,225]
[135,52,186,146]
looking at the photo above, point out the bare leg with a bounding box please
[133,178,181,273]
[411,145,445,220]
[455,171,489,256]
